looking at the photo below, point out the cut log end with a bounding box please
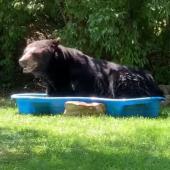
[64,101,106,116]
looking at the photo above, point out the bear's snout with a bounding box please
[19,57,38,73]
[19,58,28,68]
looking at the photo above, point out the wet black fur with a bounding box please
[20,40,164,98]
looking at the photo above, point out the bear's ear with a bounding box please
[51,37,61,50]
[50,38,62,59]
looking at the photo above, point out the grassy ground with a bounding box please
[0,97,170,170]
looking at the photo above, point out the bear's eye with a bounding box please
[31,52,37,56]
[31,52,42,58]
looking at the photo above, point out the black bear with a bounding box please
[19,39,164,98]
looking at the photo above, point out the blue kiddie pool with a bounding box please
[11,93,165,117]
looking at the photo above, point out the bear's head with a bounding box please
[19,38,60,77]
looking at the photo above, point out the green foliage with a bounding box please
[0,1,30,88]
[0,0,170,88]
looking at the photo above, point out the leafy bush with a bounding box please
[0,0,170,89]
[57,0,170,84]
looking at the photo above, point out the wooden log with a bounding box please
[64,101,106,116]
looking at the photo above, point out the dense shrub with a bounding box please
[0,0,170,89]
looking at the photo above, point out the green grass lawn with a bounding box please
[0,97,170,170]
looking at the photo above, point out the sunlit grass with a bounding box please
[0,97,170,170]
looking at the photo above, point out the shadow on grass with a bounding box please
[0,127,170,170]
[160,106,170,118]
[0,97,15,108]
